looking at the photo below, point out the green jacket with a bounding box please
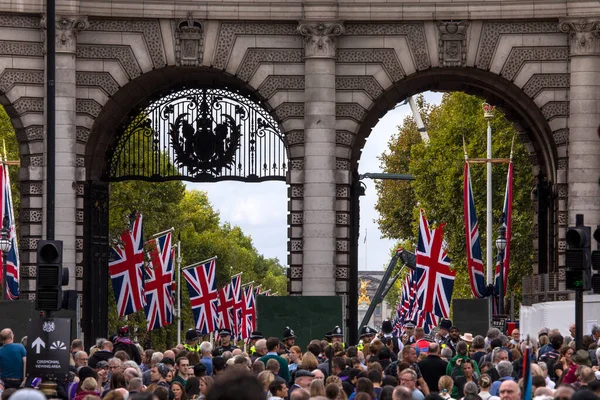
[445,354,480,377]
[259,353,291,383]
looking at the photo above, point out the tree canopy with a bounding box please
[377,93,534,313]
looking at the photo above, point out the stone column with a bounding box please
[43,16,88,290]
[297,22,343,295]
[559,19,600,231]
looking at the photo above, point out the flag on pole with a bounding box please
[217,274,242,334]
[0,155,19,300]
[495,160,513,298]
[241,284,256,340]
[144,232,175,331]
[108,212,145,317]
[415,209,456,319]
[464,162,488,298]
[522,337,532,400]
[183,258,219,334]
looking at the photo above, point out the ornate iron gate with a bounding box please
[107,87,287,182]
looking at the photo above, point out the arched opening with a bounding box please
[83,67,289,346]
[352,68,558,326]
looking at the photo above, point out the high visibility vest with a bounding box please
[184,343,200,353]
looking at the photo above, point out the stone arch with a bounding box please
[351,67,558,181]
[341,67,561,279]
[85,66,290,181]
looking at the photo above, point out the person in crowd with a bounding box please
[398,344,429,395]
[198,375,213,399]
[489,361,514,396]
[74,377,101,400]
[214,329,238,355]
[282,327,297,354]
[436,320,453,352]
[150,363,171,390]
[470,336,487,365]
[290,370,315,397]
[451,359,478,399]
[310,378,326,397]
[349,377,375,400]
[89,340,114,369]
[381,319,403,355]
[418,342,447,393]
[0,329,26,389]
[497,380,519,400]
[446,342,480,379]
[197,341,213,376]
[140,349,154,372]
[173,356,191,386]
[554,345,575,381]
[184,376,200,399]
[399,368,424,400]
[258,337,290,382]
[325,382,341,400]
[128,376,143,395]
[393,386,413,400]
[171,380,188,400]
[74,351,89,369]
[113,326,141,364]
[184,329,201,353]
[289,345,303,373]
[477,374,498,400]
[268,377,289,400]
[141,351,163,386]
[437,375,454,400]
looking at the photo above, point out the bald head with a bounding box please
[0,329,13,343]
[163,350,176,360]
[499,380,520,400]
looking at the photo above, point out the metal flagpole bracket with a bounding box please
[152,227,175,238]
[181,255,217,271]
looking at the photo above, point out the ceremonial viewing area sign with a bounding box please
[26,318,71,376]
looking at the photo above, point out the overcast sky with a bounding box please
[187,92,443,272]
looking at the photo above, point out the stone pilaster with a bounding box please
[42,16,89,291]
[559,18,600,240]
[298,21,343,295]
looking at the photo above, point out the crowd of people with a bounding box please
[0,319,599,400]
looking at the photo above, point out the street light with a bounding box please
[496,214,507,315]
[0,215,13,301]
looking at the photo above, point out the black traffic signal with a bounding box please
[592,226,600,293]
[36,240,68,311]
[565,215,591,291]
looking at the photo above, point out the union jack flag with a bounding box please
[144,232,174,331]
[217,274,242,334]
[0,157,19,300]
[108,212,145,317]
[464,163,488,298]
[415,209,456,319]
[183,258,219,334]
[495,161,513,299]
[241,284,256,340]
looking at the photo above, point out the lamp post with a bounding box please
[483,103,496,286]
[496,215,507,315]
[0,215,13,301]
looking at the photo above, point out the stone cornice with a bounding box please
[3,1,598,21]
[298,21,344,59]
[559,18,600,56]
[41,15,89,53]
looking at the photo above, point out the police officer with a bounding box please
[183,329,201,353]
[248,331,264,356]
[403,321,417,345]
[357,326,377,351]
[381,319,403,355]
[214,328,238,355]
[282,327,296,354]
[331,326,346,348]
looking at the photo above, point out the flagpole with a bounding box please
[483,103,495,287]
[176,237,182,345]
[152,227,175,238]
[182,256,218,271]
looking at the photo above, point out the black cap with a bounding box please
[381,319,393,334]
[219,328,232,337]
[359,326,377,337]
[332,326,343,337]
[186,328,200,342]
[250,331,264,340]
[439,319,452,330]
[295,370,315,378]
[283,327,296,339]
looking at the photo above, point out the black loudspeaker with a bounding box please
[452,298,491,337]
[62,290,78,311]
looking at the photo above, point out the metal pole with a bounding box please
[576,289,583,350]
[176,239,182,345]
[499,251,504,315]
[408,96,429,143]
[483,103,495,286]
[46,0,56,240]
[2,250,6,301]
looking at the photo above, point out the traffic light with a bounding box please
[565,217,591,291]
[36,240,68,311]
[592,226,600,293]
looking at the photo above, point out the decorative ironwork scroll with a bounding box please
[107,87,287,182]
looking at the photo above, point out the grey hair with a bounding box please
[200,341,213,354]
[497,360,513,377]
[75,351,88,360]
[499,335,509,345]
[463,381,479,395]
[486,328,501,340]
[108,357,122,365]
[150,351,164,365]
[399,368,417,381]
[537,361,548,372]
[129,377,143,391]
[441,347,453,359]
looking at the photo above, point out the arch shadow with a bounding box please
[354,67,558,182]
